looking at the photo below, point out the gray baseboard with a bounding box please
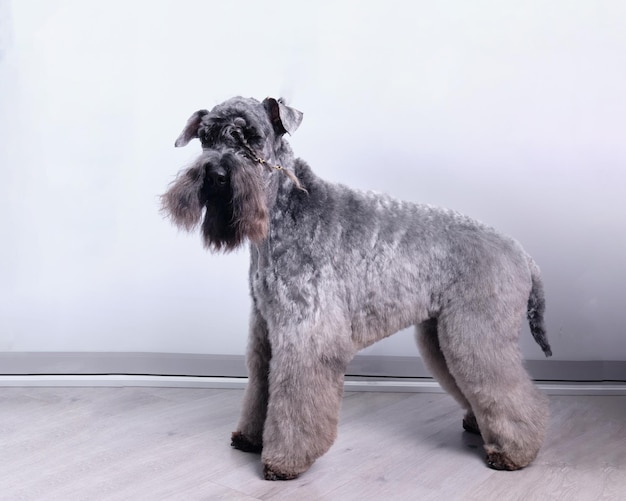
[0,352,248,378]
[0,352,624,382]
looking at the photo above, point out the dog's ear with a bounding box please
[175,110,209,147]
[263,97,303,136]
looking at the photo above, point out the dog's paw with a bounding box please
[485,449,523,471]
[462,412,481,436]
[231,431,262,453]
[263,463,300,481]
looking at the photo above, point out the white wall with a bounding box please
[1,0,625,361]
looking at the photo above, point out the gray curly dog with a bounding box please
[161,96,552,480]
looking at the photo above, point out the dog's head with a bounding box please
[161,96,303,252]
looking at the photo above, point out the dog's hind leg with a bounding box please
[416,318,480,435]
[438,306,549,470]
[260,323,354,480]
[232,307,271,453]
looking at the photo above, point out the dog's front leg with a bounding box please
[231,307,271,453]
[260,334,351,480]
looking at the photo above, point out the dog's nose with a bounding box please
[205,164,228,187]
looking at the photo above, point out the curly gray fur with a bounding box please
[161,96,552,480]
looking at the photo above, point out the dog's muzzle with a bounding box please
[198,150,243,190]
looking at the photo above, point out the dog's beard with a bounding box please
[200,184,240,251]
[228,161,269,246]
[162,157,270,252]
[161,165,205,232]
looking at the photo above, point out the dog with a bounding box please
[161,96,552,480]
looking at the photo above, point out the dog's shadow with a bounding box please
[459,428,486,458]
[407,412,486,464]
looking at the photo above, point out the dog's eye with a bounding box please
[241,127,261,146]
[200,126,218,146]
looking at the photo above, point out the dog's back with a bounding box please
[264,159,550,354]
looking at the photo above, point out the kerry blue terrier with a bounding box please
[161,96,552,480]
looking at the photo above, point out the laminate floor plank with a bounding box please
[1,388,624,500]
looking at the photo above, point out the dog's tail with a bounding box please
[527,258,552,357]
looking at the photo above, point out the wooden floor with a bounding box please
[1,387,625,501]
